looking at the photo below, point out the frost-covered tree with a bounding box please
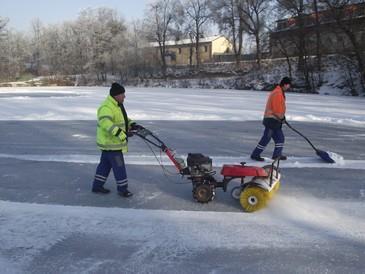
[41,22,86,75]
[0,18,29,81]
[7,32,29,79]
[29,18,43,76]
[14,8,127,82]
[0,17,8,80]
[0,17,7,36]
[76,7,127,81]
[124,20,148,78]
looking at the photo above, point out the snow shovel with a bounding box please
[284,120,335,163]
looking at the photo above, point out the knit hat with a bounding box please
[110,83,125,96]
[280,77,292,86]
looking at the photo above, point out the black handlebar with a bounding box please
[131,128,167,151]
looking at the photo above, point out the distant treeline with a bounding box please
[0,0,364,95]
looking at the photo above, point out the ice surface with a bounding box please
[0,86,364,273]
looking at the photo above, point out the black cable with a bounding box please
[144,139,175,176]
[142,139,190,185]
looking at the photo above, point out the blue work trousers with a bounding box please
[251,126,285,159]
[92,151,128,193]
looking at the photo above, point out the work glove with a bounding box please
[130,123,145,131]
[280,116,286,123]
[114,128,127,141]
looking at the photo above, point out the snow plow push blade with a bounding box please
[285,120,335,163]
[315,150,335,164]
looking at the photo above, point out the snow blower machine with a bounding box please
[132,127,281,212]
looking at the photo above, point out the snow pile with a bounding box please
[269,194,365,240]
[327,152,345,165]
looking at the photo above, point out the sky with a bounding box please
[1,0,149,31]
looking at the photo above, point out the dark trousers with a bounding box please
[251,126,285,159]
[92,151,128,193]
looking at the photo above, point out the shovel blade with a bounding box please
[316,150,335,163]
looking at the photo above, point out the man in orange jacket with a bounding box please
[250,77,291,161]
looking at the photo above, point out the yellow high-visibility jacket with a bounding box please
[96,95,133,152]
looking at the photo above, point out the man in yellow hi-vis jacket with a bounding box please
[92,83,143,197]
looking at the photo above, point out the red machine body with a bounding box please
[133,127,280,205]
[221,165,268,177]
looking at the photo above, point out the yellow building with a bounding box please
[148,35,233,66]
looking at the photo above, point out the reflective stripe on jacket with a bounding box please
[96,95,133,152]
[264,85,286,120]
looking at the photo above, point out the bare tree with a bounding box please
[275,0,319,92]
[144,0,177,76]
[320,0,365,94]
[184,0,211,69]
[313,0,322,82]
[237,0,270,69]
[276,0,310,70]
[210,0,244,65]
[276,36,293,78]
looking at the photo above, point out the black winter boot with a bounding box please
[118,189,133,197]
[251,155,265,162]
[92,186,111,194]
[272,155,287,160]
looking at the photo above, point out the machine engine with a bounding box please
[187,153,213,177]
[186,153,216,203]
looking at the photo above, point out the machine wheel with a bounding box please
[240,186,269,212]
[230,186,242,200]
[193,184,215,203]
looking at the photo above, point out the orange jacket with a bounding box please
[264,85,286,120]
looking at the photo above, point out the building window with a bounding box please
[178,48,182,54]
[204,46,208,52]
